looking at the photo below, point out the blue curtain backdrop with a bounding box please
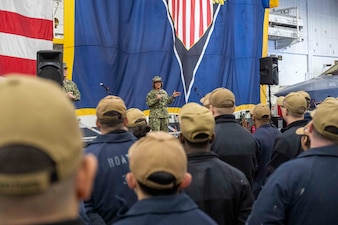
[73,0,271,110]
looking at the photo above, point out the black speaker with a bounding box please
[36,50,63,86]
[260,56,279,85]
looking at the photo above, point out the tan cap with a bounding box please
[295,121,312,136]
[312,103,338,141]
[252,104,271,120]
[126,108,147,127]
[179,103,215,143]
[0,75,83,195]
[152,76,162,82]
[129,131,187,189]
[283,92,307,114]
[322,97,338,105]
[310,98,338,117]
[276,96,285,106]
[96,95,127,121]
[209,88,235,108]
[200,92,211,108]
[297,90,311,100]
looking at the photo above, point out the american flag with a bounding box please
[168,0,213,50]
[0,0,53,76]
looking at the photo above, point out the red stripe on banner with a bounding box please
[0,10,53,40]
[182,1,187,46]
[172,1,176,34]
[199,0,203,37]
[0,55,36,76]
[176,0,179,36]
[206,1,211,26]
[190,0,195,47]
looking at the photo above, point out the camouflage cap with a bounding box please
[152,76,162,82]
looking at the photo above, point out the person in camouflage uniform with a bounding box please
[146,76,180,131]
[63,63,81,102]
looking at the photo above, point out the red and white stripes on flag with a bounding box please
[168,0,213,50]
[0,0,53,76]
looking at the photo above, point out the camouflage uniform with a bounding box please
[63,79,81,101]
[146,88,175,131]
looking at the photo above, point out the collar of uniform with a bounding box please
[214,114,236,124]
[281,119,309,133]
[187,151,218,160]
[297,145,338,159]
[88,131,136,145]
[121,192,197,217]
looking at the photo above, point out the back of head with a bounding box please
[127,108,147,127]
[297,90,311,108]
[276,96,285,106]
[311,100,338,142]
[179,103,215,144]
[0,75,83,196]
[128,131,187,195]
[283,92,307,116]
[96,95,127,127]
[209,88,235,109]
[252,104,271,121]
[126,108,150,138]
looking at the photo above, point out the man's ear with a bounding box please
[76,154,98,200]
[95,119,100,129]
[307,121,314,134]
[209,105,216,116]
[179,173,192,190]
[126,172,137,189]
[124,117,129,127]
[209,133,215,144]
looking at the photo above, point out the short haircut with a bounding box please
[184,135,210,147]
[128,123,151,139]
[137,172,180,196]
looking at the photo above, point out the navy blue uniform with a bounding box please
[252,123,280,198]
[247,145,338,225]
[84,130,137,225]
[211,114,259,185]
[113,192,217,225]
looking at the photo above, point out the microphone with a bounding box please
[100,82,112,95]
[100,82,109,92]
